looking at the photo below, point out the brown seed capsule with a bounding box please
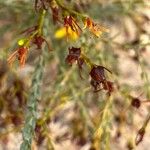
[131,98,141,108]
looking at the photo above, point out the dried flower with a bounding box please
[7,46,29,67]
[90,65,111,82]
[66,47,81,64]
[89,65,113,94]
[66,47,84,78]
[83,17,109,37]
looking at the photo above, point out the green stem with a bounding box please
[38,9,46,35]
[20,51,45,150]
[25,9,46,47]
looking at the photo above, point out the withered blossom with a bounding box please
[66,47,81,64]
[89,65,113,94]
[7,46,29,67]
[90,65,111,82]
[66,47,84,78]
[83,17,109,37]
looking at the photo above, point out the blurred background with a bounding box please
[0,0,150,150]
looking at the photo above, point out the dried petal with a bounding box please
[83,17,109,37]
[65,47,81,65]
[7,46,29,67]
[90,66,111,82]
